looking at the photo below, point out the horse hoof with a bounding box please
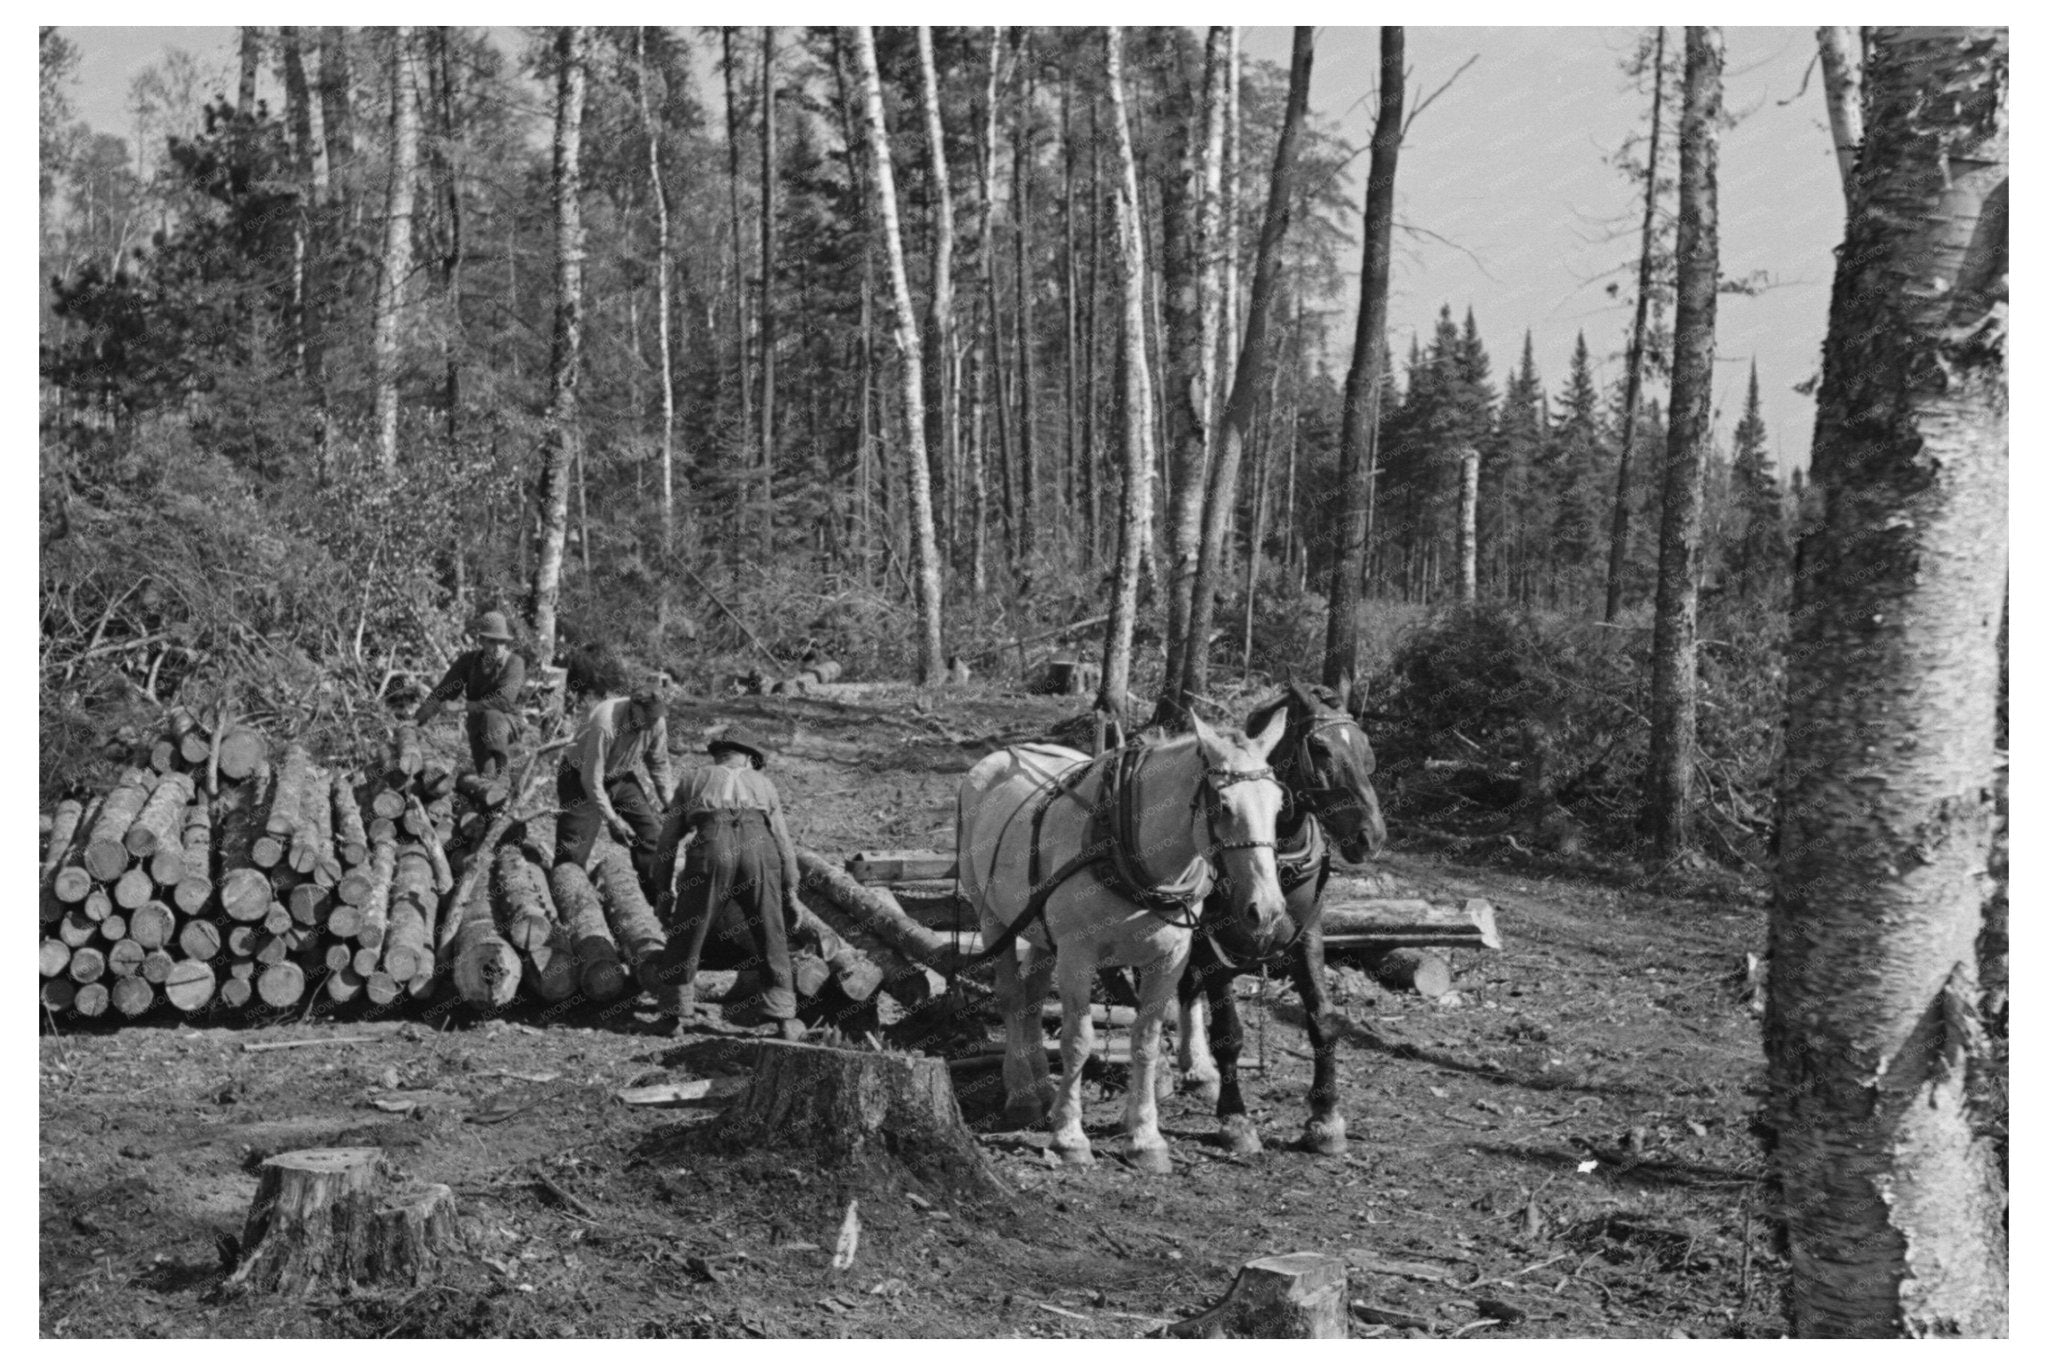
[1054,1141,1095,1168]
[1182,1074,1221,1106]
[1299,1117,1348,1156]
[1128,1143,1174,1175]
[1220,1115,1263,1157]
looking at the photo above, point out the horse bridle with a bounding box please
[1197,762,1284,855]
[1281,713,1370,821]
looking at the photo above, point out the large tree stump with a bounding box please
[1167,1252,1350,1338]
[228,1148,460,1294]
[713,1041,1006,1201]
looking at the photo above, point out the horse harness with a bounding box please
[969,743,1280,965]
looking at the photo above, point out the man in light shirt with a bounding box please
[555,674,674,882]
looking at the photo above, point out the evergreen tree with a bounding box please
[1536,331,1608,608]
[1724,361,1786,601]
[1481,331,1544,600]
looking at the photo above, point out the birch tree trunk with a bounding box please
[758,25,778,560]
[1457,446,1479,606]
[1221,26,1241,406]
[853,26,946,684]
[237,27,262,119]
[636,27,677,551]
[1155,27,1230,730]
[529,25,587,666]
[317,29,356,207]
[428,29,464,447]
[1184,27,1314,709]
[721,27,753,562]
[1012,31,1038,568]
[1644,27,1720,859]
[1816,27,1865,200]
[371,26,417,472]
[1095,26,1155,723]
[1603,25,1668,624]
[916,26,958,566]
[1769,25,2008,1338]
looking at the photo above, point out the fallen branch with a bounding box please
[241,1035,377,1053]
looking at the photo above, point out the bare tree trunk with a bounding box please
[317,28,356,202]
[853,26,946,684]
[1603,25,1668,624]
[372,26,417,472]
[636,28,677,551]
[1095,27,1156,723]
[1815,26,1865,200]
[529,26,587,666]
[1323,28,1404,689]
[1012,30,1038,569]
[1220,26,1241,407]
[1457,446,1479,606]
[1186,26,1313,714]
[1645,27,1720,859]
[916,27,958,568]
[757,25,778,561]
[977,29,1014,566]
[237,27,262,119]
[1081,94,1103,567]
[721,27,753,563]
[1155,27,1230,730]
[1060,61,1081,551]
[1769,26,2007,1338]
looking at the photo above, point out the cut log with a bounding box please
[364,971,404,1007]
[172,874,215,916]
[792,951,829,998]
[69,945,108,984]
[113,865,156,910]
[148,841,186,887]
[220,867,271,923]
[257,745,315,869]
[381,846,435,952]
[82,889,113,923]
[352,946,381,977]
[170,705,213,765]
[73,981,110,1017]
[141,948,176,984]
[369,789,407,822]
[492,846,556,951]
[107,938,147,977]
[255,932,290,965]
[124,770,194,859]
[328,905,362,939]
[128,900,176,950]
[176,790,214,905]
[289,882,332,928]
[1360,948,1452,999]
[714,1041,1006,1200]
[53,862,96,906]
[101,913,128,942]
[220,974,255,1009]
[326,943,355,973]
[293,761,336,878]
[549,862,627,1002]
[43,977,77,1012]
[389,724,425,783]
[1317,897,1500,952]
[257,960,306,1008]
[515,812,556,866]
[165,959,216,1012]
[110,976,155,1018]
[331,772,370,867]
[346,837,397,937]
[448,873,521,1008]
[228,1148,460,1294]
[41,939,73,978]
[326,967,365,1003]
[458,773,509,813]
[439,812,518,955]
[522,921,579,1002]
[416,765,454,801]
[263,903,294,935]
[215,762,273,872]
[42,797,89,882]
[795,848,963,975]
[379,896,432,989]
[217,727,269,782]
[179,917,223,961]
[1166,1252,1350,1339]
[226,924,260,958]
[591,841,665,986]
[82,767,155,881]
[846,848,959,883]
[409,801,455,895]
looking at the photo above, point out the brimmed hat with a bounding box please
[474,610,515,642]
[708,725,772,765]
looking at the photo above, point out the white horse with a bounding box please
[956,713,1290,1173]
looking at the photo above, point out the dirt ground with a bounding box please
[39,684,1786,1339]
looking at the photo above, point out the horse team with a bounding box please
[955,682,1386,1171]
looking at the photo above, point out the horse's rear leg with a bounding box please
[1177,956,1222,1104]
[1047,951,1099,1166]
[1205,965,1261,1156]
[1120,953,1184,1175]
[1289,924,1347,1155]
[997,942,1056,1130]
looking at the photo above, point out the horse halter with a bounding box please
[1283,714,1370,819]
[1197,763,1284,855]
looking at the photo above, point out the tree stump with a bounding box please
[228,1148,460,1294]
[1167,1252,1349,1338]
[713,1041,1006,1201]
[1362,947,1452,998]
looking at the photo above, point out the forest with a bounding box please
[37,26,2005,1339]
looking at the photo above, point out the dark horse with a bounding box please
[1175,679,1387,1155]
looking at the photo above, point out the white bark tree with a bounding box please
[371,26,417,471]
[528,26,587,665]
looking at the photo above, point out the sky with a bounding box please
[53,23,1845,474]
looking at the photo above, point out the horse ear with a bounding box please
[1288,677,1315,710]
[1249,707,1289,761]
[1189,711,1221,757]
[1335,671,1353,712]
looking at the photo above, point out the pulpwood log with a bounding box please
[448,873,520,1008]
[407,797,455,894]
[794,848,962,974]
[125,771,194,859]
[807,890,931,1009]
[179,917,222,961]
[522,920,579,1002]
[110,976,154,1018]
[128,901,176,950]
[294,762,338,880]
[1318,897,1499,950]
[216,727,268,782]
[174,793,214,914]
[491,846,556,951]
[164,959,215,1011]
[48,794,103,905]
[84,768,155,881]
[255,746,315,868]
[1360,947,1452,998]
[41,939,72,978]
[72,981,110,1016]
[380,848,435,989]
[549,862,627,1002]
[331,772,370,867]
[114,866,155,910]
[591,842,665,985]
[372,847,433,954]
[170,706,213,766]
[388,725,424,784]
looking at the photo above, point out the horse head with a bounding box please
[1255,677,1388,865]
[1190,711,1291,956]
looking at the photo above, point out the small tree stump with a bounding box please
[714,1041,1006,1201]
[1167,1252,1350,1338]
[229,1148,460,1294]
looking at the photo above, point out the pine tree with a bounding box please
[1539,331,1607,609]
[1724,361,1786,601]
[1482,331,1544,601]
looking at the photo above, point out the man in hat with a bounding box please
[415,610,527,780]
[647,725,808,1039]
[556,675,674,881]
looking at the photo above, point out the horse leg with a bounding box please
[1177,950,1222,1104]
[1206,964,1261,1156]
[1047,949,1098,1166]
[1121,945,1186,1175]
[997,941,1056,1130]
[1289,923,1348,1155]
